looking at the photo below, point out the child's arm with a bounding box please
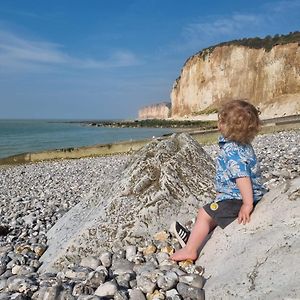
[236,177,254,225]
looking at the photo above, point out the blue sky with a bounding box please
[0,0,299,120]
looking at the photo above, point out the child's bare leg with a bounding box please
[171,208,217,261]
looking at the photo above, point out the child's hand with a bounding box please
[238,204,253,225]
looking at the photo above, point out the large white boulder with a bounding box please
[40,133,215,272]
[197,177,300,299]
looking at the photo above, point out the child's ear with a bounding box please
[218,121,224,132]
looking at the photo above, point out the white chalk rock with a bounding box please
[197,177,300,299]
[40,133,215,272]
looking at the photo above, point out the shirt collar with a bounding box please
[218,135,228,148]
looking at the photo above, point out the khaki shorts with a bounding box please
[203,199,254,229]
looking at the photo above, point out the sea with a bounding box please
[0,119,175,159]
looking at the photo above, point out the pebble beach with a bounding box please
[0,130,299,299]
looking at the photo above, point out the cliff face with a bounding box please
[171,43,300,118]
[138,102,171,120]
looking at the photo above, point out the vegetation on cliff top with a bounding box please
[193,31,300,66]
[203,31,300,54]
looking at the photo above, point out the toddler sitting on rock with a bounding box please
[171,99,267,261]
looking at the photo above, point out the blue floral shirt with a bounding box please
[215,136,266,202]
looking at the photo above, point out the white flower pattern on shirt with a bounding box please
[215,136,266,202]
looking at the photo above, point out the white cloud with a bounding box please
[168,13,264,54]
[267,0,300,13]
[0,30,141,72]
[174,0,299,54]
[184,13,262,40]
[79,50,141,69]
[0,30,69,64]
[180,0,300,51]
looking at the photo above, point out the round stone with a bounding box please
[129,288,146,300]
[80,256,101,270]
[125,245,137,262]
[179,274,205,289]
[176,282,205,300]
[136,275,156,294]
[157,271,178,291]
[143,245,157,256]
[99,251,112,268]
[94,281,118,297]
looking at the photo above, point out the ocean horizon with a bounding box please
[0,119,175,159]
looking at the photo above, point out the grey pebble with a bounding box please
[84,270,107,288]
[77,296,101,300]
[0,293,11,300]
[99,251,112,268]
[136,275,156,294]
[179,274,205,289]
[7,275,37,293]
[94,280,118,297]
[125,246,137,262]
[80,256,101,270]
[165,288,182,300]
[129,288,146,300]
[176,282,205,300]
[72,283,94,297]
[11,265,35,276]
[156,252,170,265]
[114,290,129,300]
[116,273,131,289]
[111,259,135,277]
[0,278,7,291]
[157,271,178,291]
[65,267,92,280]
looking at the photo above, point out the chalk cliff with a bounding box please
[138,102,171,120]
[171,42,300,118]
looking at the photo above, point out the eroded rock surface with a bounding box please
[197,177,300,299]
[40,133,215,272]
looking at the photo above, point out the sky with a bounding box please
[0,0,299,120]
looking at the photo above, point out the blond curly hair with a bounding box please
[218,100,261,144]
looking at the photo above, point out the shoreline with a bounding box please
[0,121,299,167]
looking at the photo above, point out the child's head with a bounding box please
[218,100,261,144]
